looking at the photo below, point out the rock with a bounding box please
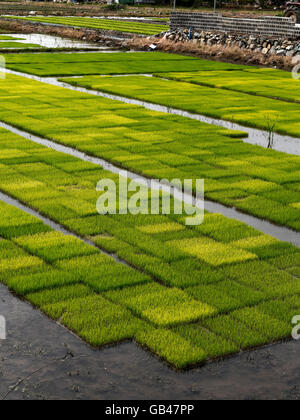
[158,28,300,57]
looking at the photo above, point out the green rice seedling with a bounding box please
[105,282,216,327]
[59,74,300,138]
[186,280,264,313]
[0,239,27,259]
[174,323,239,359]
[58,259,152,292]
[287,266,300,277]
[14,231,99,263]
[168,237,257,266]
[90,234,130,254]
[0,106,299,366]
[135,325,207,369]
[137,222,185,235]
[268,253,300,269]
[257,298,300,324]
[55,253,114,270]
[43,295,143,346]
[26,284,93,307]
[1,75,300,232]
[231,307,291,341]
[222,260,300,299]
[170,258,226,286]
[157,68,300,104]
[231,234,279,250]
[6,270,81,295]
[203,315,268,349]
[0,255,45,279]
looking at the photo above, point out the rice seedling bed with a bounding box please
[2,16,168,36]
[63,74,300,138]
[1,73,300,232]
[0,125,300,368]
[3,51,246,77]
[157,68,300,104]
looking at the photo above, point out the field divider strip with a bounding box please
[1,120,300,247]
[3,67,300,156]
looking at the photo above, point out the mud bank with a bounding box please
[0,18,130,48]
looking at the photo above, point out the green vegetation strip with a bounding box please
[63,74,300,138]
[0,41,42,49]
[3,16,168,35]
[0,36,25,40]
[157,68,300,104]
[3,51,246,77]
[1,73,300,232]
[1,126,300,368]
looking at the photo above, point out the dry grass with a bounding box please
[127,37,294,71]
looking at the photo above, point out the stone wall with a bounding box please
[171,12,300,40]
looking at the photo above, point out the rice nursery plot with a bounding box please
[3,16,168,36]
[63,74,300,138]
[2,51,300,371]
[3,51,247,77]
[1,73,300,232]
[0,125,300,369]
[157,68,300,104]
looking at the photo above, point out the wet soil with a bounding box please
[1,282,300,400]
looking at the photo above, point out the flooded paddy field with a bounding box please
[0,43,300,400]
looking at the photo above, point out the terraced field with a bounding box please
[1,49,300,370]
[2,16,168,36]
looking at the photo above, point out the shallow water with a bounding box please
[0,33,110,49]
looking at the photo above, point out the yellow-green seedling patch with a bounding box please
[14,231,98,263]
[169,237,257,266]
[138,222,185,234]
[105,282,216,327]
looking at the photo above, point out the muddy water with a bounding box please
[1,120,300,247]
[0,33,107,49]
